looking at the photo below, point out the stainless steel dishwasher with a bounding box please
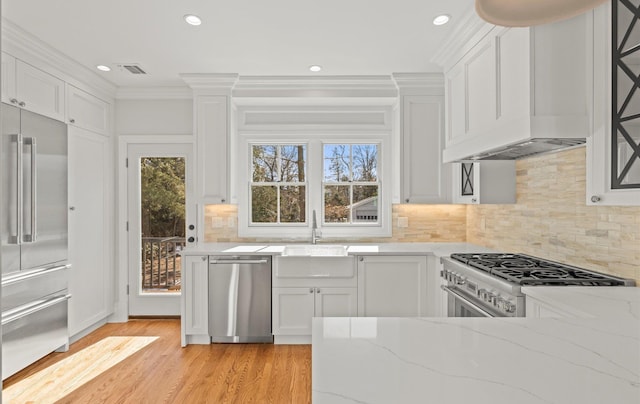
[208,256,273,343]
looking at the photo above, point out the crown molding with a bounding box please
[180,73,239,89]
[232,75,398,98]
[392,73,444,88]
[1,18,118,101]
[116,86,193,100]
[430,5,495,71]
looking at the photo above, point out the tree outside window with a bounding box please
[251,144,307,224]
[323,144,379,224]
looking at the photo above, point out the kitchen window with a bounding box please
[250,144,307,224]
[238,136,391,238]
[323,144,380,224]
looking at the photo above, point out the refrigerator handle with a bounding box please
[24,137,37,243]
[10,134,23,245]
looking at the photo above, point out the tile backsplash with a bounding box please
[203,204,467,243]
[204,147,640,284]
[467,147,640,284]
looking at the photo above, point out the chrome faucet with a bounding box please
[311,210,320,244]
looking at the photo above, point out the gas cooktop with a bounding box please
[449,253,635,286]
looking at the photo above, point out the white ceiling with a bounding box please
[3,0,474,88]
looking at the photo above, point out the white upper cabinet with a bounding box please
[195,95,229,203]
[440,14,591,163]
[394,74,451,204]
[452,161,516,204]
[587,2,640,205]
[67,85,110,135]
[1,52,65,122]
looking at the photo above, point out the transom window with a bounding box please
[323,144,379,224]
[250,144,307,224]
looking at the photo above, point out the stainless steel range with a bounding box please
[440,253,636,318]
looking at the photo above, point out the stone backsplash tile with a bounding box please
[203,204,467,243]
[467,147,640,284]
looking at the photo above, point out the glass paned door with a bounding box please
[127,143,194,316]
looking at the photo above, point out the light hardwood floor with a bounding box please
[3,319,311,403]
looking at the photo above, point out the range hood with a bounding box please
[459,138,587,161]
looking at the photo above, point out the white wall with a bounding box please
[115,99,193,135]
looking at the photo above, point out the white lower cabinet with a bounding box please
[357,255,429,317]
[525,297,572,318]
[272,256,357,343]
[272,287,357,336]
[181,255,210,346]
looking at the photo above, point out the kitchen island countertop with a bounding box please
[312,315,640,404]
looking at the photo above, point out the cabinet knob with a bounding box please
[201,256,207,261]
[9,98,18,104]
[590,195,601,203]
[188,236,195,243]
[69,118,76,123]
[309,288,314,293]
[69,206,76,211]
[188,224,195,230]
[359,257,364,262]
[471,198,478,203]
[18,101,26,107]
[405,198,410,203]
[221,198,226,203]
[316,288,321,293]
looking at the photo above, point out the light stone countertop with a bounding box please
[180,242,496,257]
[312,316,640,404]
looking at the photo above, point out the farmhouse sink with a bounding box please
[281,244,349,257]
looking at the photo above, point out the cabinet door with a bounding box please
[16,60,65,121]
[315,288,357,318]
[183,256,209,335]
[525,298,568,318]
[495,27,530,125]
[68,126,112,336]
[588,2,640,205]
[1,52,17,104]
[196,95,228,203]
[357,256,428,317]
[272,287,315,335]
[401,95,451,203]
[67,85,110,135]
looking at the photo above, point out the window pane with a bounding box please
[252,145,277,182]
[324,185,350,223]
[353,185,379,223]
[352,144,378,182]
[324,144,350,182]
[251,186,277,223]
[280,186,306,223]
[280,145,306,182]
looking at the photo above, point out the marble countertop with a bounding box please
[180,242,495,257]
[522,286,640,319]
[312,316,640,404]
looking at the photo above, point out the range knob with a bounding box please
[485,292,497,304]
[504,302,516,313]
[454,275,466,286]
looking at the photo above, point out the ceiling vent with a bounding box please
[118,64,148,75]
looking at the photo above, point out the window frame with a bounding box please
[249,143,309,226]
[237,134,392,239]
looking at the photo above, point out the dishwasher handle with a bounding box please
[209,258,269,265]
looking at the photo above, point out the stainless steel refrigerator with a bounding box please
[1,103,70,379]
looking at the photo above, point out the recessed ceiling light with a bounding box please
[309,65,323,72]
[433,14,451,26]
[184,14,202,26]
[96,65,111,72]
